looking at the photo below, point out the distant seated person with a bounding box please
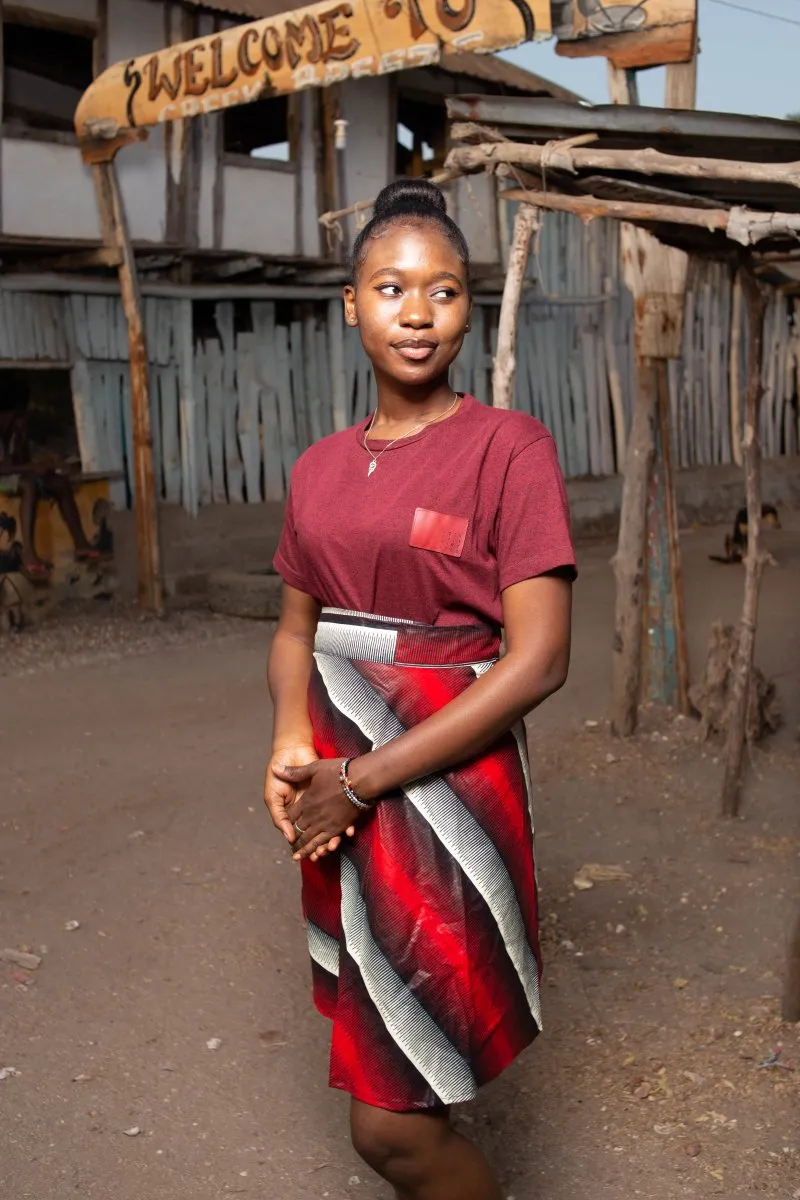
[0,393,101,581]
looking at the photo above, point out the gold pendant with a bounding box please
[368,461,377,477]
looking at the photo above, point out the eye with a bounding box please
[376,283,402,296]
[431,287,458,300]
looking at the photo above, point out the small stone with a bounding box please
[633,1080,652,1100]
[123,1126,141,1137]
[348,1176,361,1186]
[584,720,599,728]
[0,1067,20,1081]
[206,1037,222,1051]
[673,977,689,990]
[1,949,42,970]
[615,924,626,935]
[684,1141,702,1158]
[64,921,81,932]
[605,752,619,764]
[72,1073,93,1083]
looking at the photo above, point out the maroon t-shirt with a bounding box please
[274,395,576,628]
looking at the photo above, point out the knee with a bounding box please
[350,1102,446,1188]
[350,1104,398,1175]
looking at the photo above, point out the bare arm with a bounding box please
[263,584,321,843]
[267,583,320,752]
[351,573,571,800]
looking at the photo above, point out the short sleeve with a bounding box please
[273,480,315,595]
[494,436,577,590]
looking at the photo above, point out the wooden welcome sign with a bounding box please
[75,0,697,159]
[75,0,552,159]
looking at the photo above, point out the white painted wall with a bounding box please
[107,0,167,244]
[297,92,320,259]
[222,165,295,256]
[341,76,391,218]
[2,139,100,239]
[453,174,499,265]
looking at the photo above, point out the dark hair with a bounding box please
[350,178,470,282]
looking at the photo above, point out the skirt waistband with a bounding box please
[314,608,500,667]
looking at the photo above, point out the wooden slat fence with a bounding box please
[0,217,797,509]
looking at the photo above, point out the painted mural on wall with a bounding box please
[75,0,695,155]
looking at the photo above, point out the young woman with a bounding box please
[265,178,575,1200]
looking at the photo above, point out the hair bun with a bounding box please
[373,177,447,221]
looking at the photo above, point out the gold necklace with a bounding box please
[362,393,459,478]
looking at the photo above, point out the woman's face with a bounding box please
[344,221,471,388]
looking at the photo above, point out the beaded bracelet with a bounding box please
[340,757,374,812]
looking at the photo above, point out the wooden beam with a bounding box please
[446,143,800,192]
[556,21,696,70]
[498,187,800,246]
[492,204,538,410]
[16,247,120,272]
[607,63,639,106]
[203,255,263,279]
[95,161,163,615]
[720,268,768,818]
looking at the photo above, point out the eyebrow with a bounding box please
[366,267,464,286]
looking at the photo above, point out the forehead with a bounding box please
[358,219,466,281]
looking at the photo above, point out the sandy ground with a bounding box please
[1,517,799,1200]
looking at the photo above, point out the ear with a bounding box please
[343,285,358,327]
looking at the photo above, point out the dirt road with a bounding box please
[2,520,798,1199]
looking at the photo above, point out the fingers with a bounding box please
[273,761,318,784]
[293,831,331,862]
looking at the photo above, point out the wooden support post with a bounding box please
[641,359,690,711]
[612,356,658,736]
[94,161,163,615]
[492,204,538,410]
[607,60,692,734]
[720,268,767,818]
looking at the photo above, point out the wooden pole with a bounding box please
[493,204,539,410]
[94,161,163,615]
[783,907,800,1023]
[729,271,744,466]
[720,267,767,817]
[445,142,800,192]
[612,356,658,736]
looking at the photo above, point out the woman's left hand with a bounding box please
[275,759,364,862]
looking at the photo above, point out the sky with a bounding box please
[500,0,799,119]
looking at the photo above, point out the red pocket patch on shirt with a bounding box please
[409,508,469,558]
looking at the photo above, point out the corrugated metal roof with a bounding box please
[438,52,581,103]
[182,2,580,101]
[184,0,286,18]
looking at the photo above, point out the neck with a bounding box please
[371,372,456,429]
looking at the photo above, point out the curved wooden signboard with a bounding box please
[75,0,553,161]
[74,0,696,162]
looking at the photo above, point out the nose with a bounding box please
[399,289,434,329]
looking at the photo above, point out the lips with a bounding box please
[392,339,437,362]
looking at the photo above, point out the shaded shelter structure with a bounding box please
[438,96,800,817]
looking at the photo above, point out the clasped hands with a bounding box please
[264,745,363,862]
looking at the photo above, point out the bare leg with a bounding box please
[350,1099,503,1200]
[17,477,50,573]
[41,473,95,556]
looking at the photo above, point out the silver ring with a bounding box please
[293,821,307,836]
